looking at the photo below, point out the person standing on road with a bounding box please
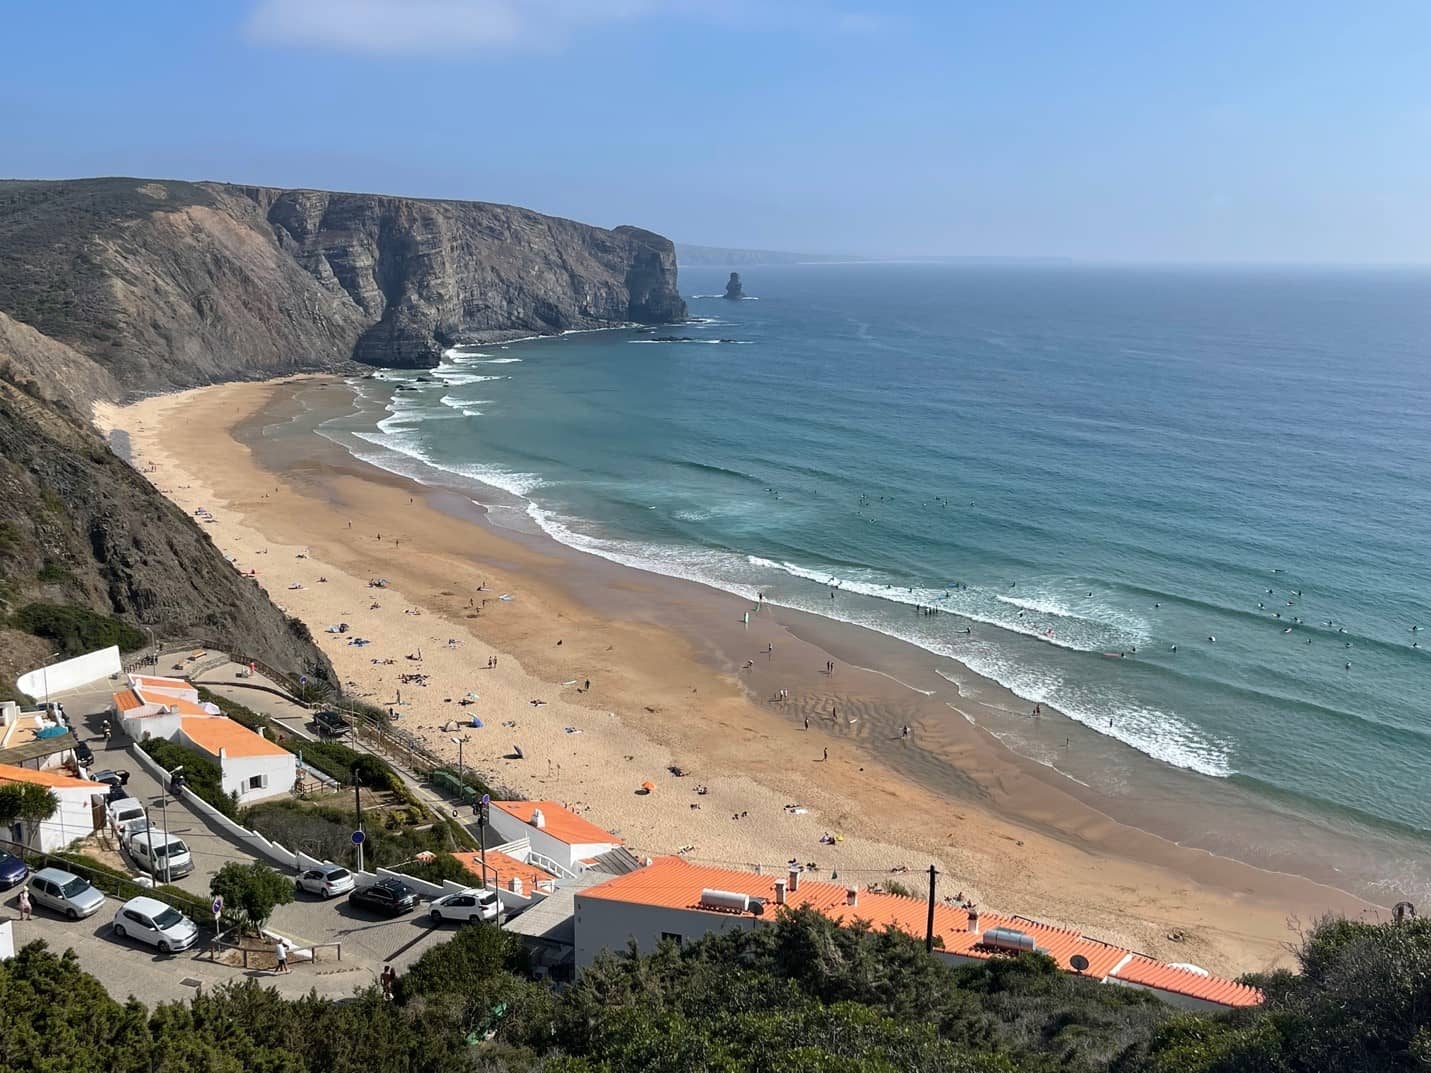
[17,888,31,920]
[381,964,397,1000]
[274,939,289,974]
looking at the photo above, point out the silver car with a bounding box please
[294,864,356,899]
[28,868,106,920]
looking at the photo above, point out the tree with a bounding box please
[0,781,58,847]
[209,861,293,933]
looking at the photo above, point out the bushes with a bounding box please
[10,602,144,655]
[242,799,462,873]
[137,737,236,820]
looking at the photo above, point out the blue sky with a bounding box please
[4,1,1429,260]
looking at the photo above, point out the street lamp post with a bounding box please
[450,736,469,798]
[160,765,183,885]
[41,651,59,715]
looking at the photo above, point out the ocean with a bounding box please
[318,263,1431,897]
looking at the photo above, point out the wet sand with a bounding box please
[96,376,1377,975]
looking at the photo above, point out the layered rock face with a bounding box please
[0,177,686,387]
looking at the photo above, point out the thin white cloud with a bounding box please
[247,0,884,54]
[247,0,662,54]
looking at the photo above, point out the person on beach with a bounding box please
[804,715,810,730]
[822,747,828,761]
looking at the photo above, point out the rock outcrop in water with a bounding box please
[0,177,687,384]
[723,272,745,300]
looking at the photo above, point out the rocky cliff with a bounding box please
[0,329,333,693]
[0,177,685,388]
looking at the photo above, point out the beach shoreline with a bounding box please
[95,375,1377,975]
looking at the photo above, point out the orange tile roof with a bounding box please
[131,675,192,691]
[180,717,289,759]
[492,800,620,847]
[454,850,558,891]
[578,860,1259,1007]
[1110,954,1262,1008]
[161,696,215,716]
[0,763,102,791]
[112,690,146,713]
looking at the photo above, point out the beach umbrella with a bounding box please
[640,781,656,794]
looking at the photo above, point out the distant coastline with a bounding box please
[677,241,1073,267]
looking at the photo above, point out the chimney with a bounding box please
[788,867,800,893]
[509,877,523,895]
[774,879,787,905]
[846,886,858,907]
[530,808,546,830]
[967,908,980,935]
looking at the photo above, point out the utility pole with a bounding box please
[353,766,364,872]
[160,765,182,886]
[925,864,940,953]
[450,736,468,797]
[41,651,59,714]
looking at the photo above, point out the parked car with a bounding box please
[28,867,105,920]
[72,740,94,768]
[349,878,419,916]
[0,852,29,890]
[107,800,147,839]
[127,830,194,880]
[295,864,356,899]
[105,783,130,804]
[111,895,198,953]
[429,887,499,924]
[312,710,351,738]
[90,769,130,788]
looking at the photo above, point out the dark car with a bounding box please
[72,741,94,768]
[90,769,130,788]
[349,879,418,916]
[0,852,29,890]
[313,710,351,738]
[106,784,131,804]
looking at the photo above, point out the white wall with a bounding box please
[574,896,758,969]
[25,789,99,852]
[17,647,122,698]
[123,710,180,742]
[221,752,295,804]
[490,811,616,872]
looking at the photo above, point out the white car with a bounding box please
[294,864,356,899]
[107,800,147,840]
[112,895,199,953]
[429,887,500,924]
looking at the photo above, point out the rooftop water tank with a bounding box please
[981,927,1037,953]
[699,888,751,913]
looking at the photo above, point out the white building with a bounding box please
[573,858,1264,1011]
[177,717,294,804]
[0,763,102,852]
[486,800,624,877]
[113,674,294,803]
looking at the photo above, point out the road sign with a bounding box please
[211,895,223,917]
[480,793,490,805]
[351,830,365,845]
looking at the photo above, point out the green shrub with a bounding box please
[11,602,145,655]
[138,737,236,819]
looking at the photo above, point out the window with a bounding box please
[661,932,683,946]
[248,774,267,790]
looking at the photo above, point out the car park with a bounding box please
[295,864,356,898]
[111,895,198,953]
[127,830,194,880]
[28,868,105,920]
[429,887,499,924]
[0,852,29,890]
[349,878,419,916]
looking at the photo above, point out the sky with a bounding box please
[3,1,1430,261]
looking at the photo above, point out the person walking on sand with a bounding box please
[17,888,31,921]
[274,939,289,974]
[804,715,810,730]
[822,747,828,762]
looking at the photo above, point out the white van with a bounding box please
[127,830,194,881]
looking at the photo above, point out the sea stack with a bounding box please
[723,271,744,299]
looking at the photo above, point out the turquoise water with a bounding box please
[324,263,1431,886]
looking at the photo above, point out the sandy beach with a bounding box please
[95,377,1375,975]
